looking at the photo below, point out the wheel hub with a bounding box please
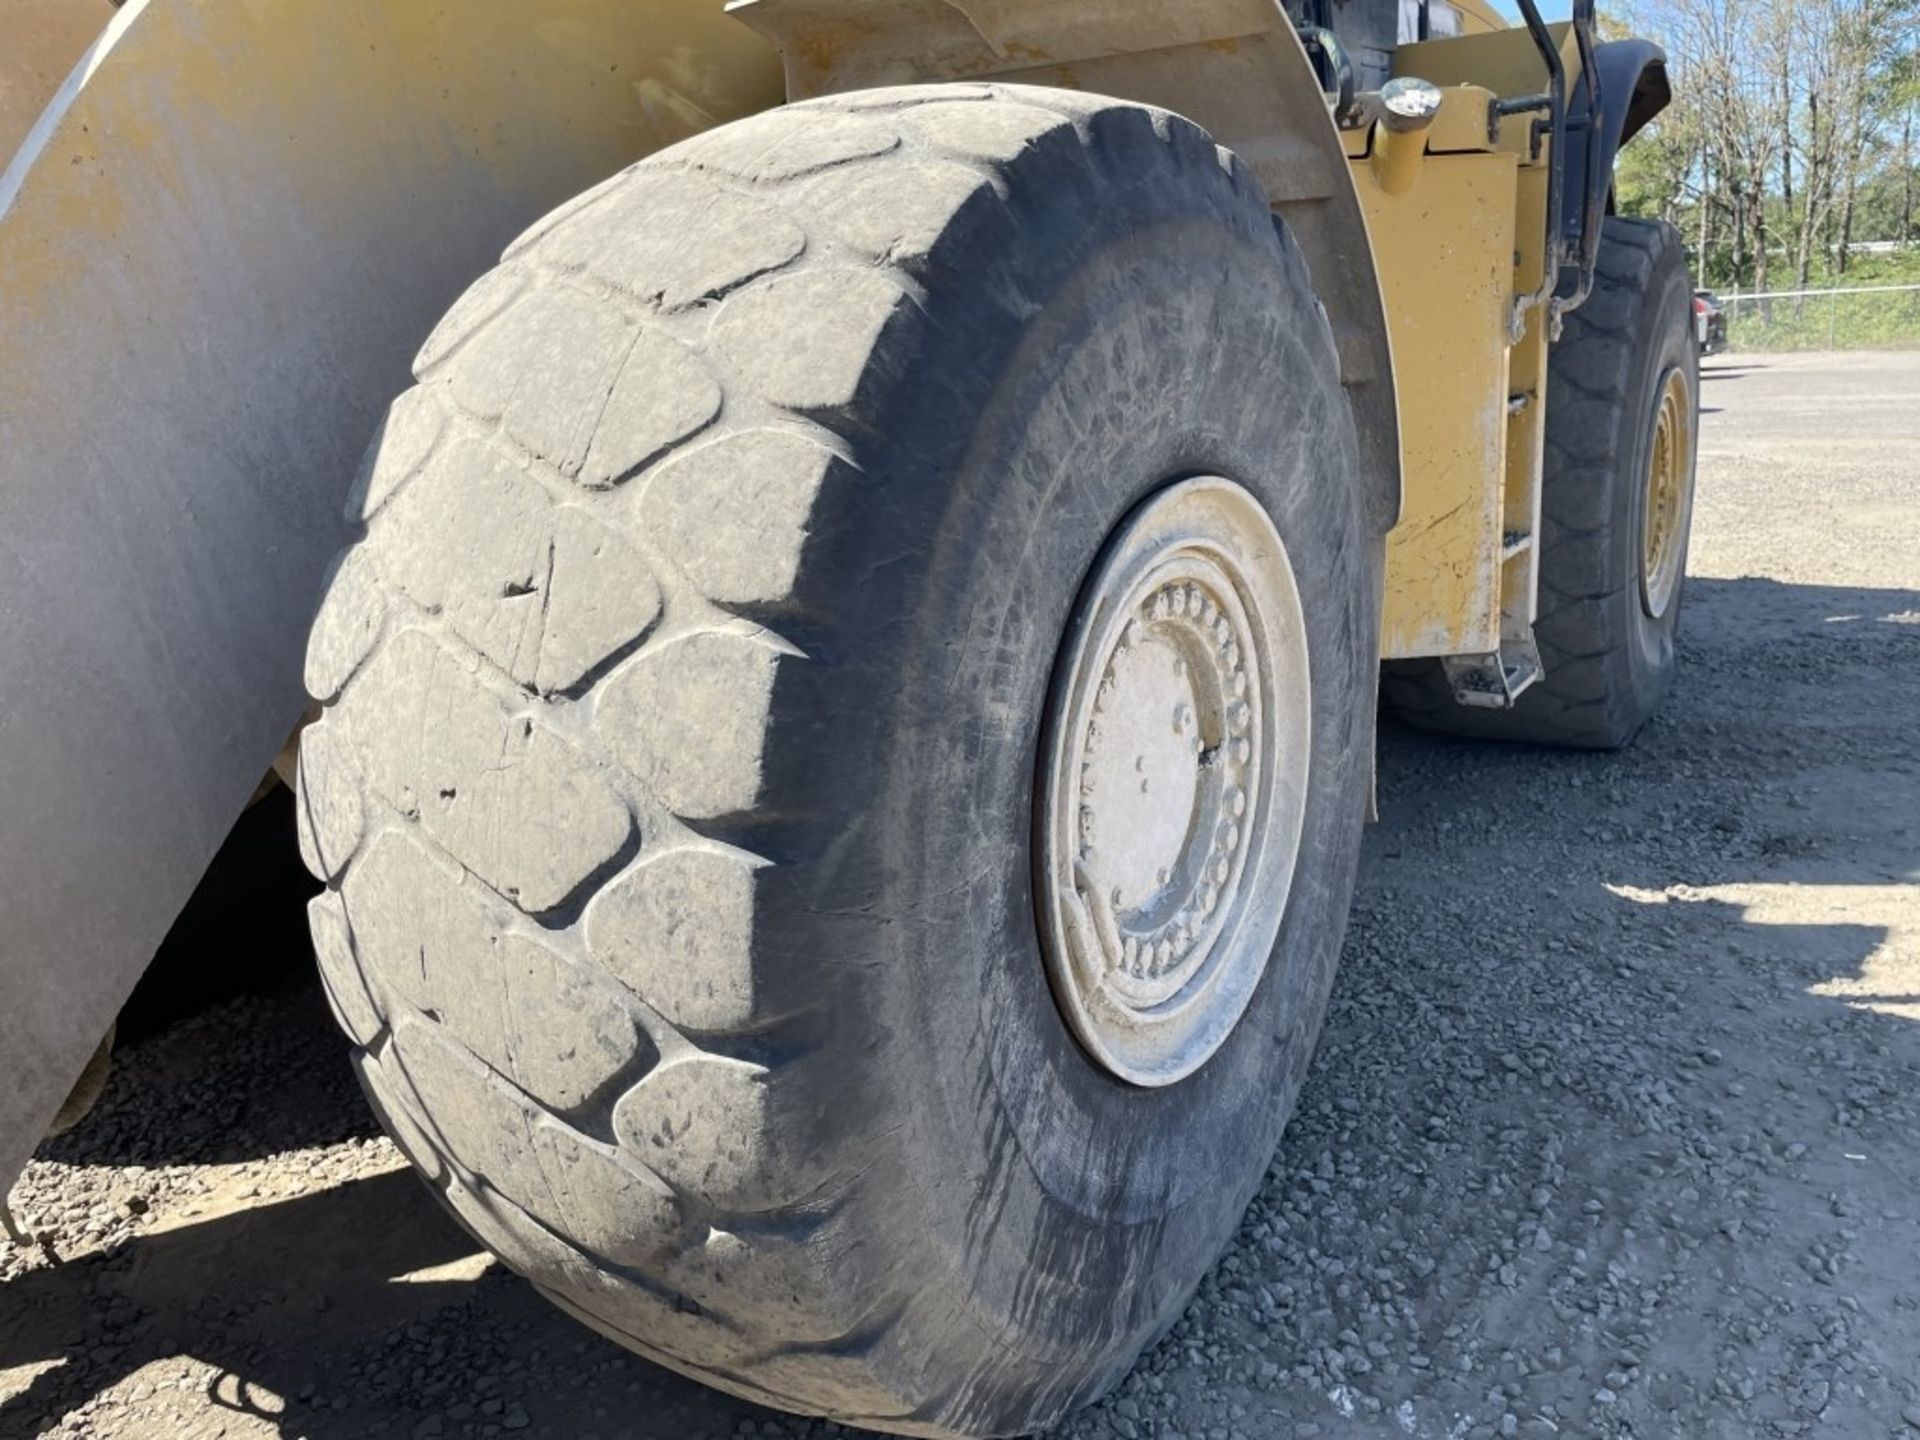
[1037,478,1311,1087]
[1641,365,1694,620]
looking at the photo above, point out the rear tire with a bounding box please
[298,85,1374,1437]
[1382,217,1698,749]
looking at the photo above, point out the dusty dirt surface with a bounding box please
[3,350,1916,1440]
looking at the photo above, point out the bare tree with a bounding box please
[1618,0,1919,289]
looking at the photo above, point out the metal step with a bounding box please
[1441,633,1544,708]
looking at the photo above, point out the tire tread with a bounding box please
[300,84,1279,1429]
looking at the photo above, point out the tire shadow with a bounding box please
[0,1160,807,1440]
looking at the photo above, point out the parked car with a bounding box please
[1695,288,1728,355]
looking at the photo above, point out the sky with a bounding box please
[1490,0,1576,18]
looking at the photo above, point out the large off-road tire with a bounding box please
[296,85,1374,1437]
[1382,217,1699,748]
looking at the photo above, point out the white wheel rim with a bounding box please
[1036,478,1312,1087]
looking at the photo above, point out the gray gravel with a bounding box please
[3,350,1917,1440]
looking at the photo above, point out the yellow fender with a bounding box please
[0,0,781,1196]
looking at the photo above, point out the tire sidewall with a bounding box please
[752,115,1373,1406]
[1611,223,1698,721]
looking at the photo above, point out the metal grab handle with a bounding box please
[1559,0,1606,317]
[1505,0,1603,337]
[1505,0,1567,340]
[1299,25,1359,126]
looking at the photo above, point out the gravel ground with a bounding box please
[3,349,1916,1440]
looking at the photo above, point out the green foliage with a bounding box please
[1810,247,1920,285]
[1614,117,1694,218]
[1612,0,1919,299]
[1723,284,1920,349]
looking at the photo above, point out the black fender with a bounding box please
[1564,38,1672,283]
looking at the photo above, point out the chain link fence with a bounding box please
[1719,284,1920,353]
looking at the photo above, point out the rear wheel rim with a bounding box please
[1036,478,1311,1087]
[1640,365,1693,620]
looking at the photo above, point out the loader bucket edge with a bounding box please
[0,0,782,1197]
